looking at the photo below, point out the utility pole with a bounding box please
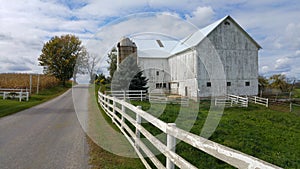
[37,74,40,94]
[29,74,32,94]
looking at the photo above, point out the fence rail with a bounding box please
[0,88,29,101]
[105,90,147,101]
[215,94,248,107]
[149,93,189,106]
[98,91,281,169]
[249,96,269,107]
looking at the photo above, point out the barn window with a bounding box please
[156,83,166,88]
[245,81,250,86]
[227,82,231,86]
[207,82,211,87]
[163,83,167,88]
[156,71,159,76]
[156,83,161,88]
[224,21,230,26]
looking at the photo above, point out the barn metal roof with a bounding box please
[133,15,261,58]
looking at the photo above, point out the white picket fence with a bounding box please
[98,91,281,169]
[105,90,147,101]
[0,88,29,102]
[249,96,269,107]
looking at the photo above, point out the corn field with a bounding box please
[0,73,60,93]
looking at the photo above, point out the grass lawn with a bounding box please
[87,84,145,169]
[0,83,71,118]
[294,88,300,98]
[87,136,145,169]
[129,100,300,169]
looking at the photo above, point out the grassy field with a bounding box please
[128,100,300,169]
[294,88,300,98]
[0,82,71,118]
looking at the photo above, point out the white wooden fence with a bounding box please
[105,90,147,101]
[215,94,248,107]
[98,91,281,169]
[0,88,29,102]
[149,93,189,106]
[249,96,269,107]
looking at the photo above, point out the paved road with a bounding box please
[0,89,89,169]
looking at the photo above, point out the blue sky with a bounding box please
[0,0,300,79]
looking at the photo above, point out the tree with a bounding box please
[38,34,86,86]
[95,73,108,85]
[129,71,148,90]
[107,47,117,79]
[87,53,100,84]
[111,55,148,91]
[269,74,290,92]
[73,48,88,84]
[258,75,269,93]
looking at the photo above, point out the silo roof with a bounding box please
[119,37,137,47]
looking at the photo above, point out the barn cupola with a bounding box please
[117,37,137,68]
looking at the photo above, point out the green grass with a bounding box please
[87,84,145,169]
[130,100,300,169]
[0,82,72,118]
[87,136,145,169]
[293,88,300,98]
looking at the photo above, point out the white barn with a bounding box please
[117,15,261,98]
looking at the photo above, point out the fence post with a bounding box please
[140,90,143,101]
[121,104,125,130]
[166,123,176,169]
[19,89,22,102]
[123,90,126,100]
[112,98,116,124]
[26,92,29,101]
[266,98,269,108]
[254,96,257,104]
[135,106,142,149]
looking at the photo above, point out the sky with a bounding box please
[0,0,300,80]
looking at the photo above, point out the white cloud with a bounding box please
[185,6,215,27]
[0,0,299,79]
[275,57,290,69]
[261,66,270,74]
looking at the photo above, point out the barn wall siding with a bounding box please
[196,19,258,97]
[138,58,171,92]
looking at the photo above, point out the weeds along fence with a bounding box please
[98,91,281,169]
